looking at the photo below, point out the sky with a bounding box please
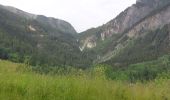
[0,0,136,32]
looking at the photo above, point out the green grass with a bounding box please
[0,60,170,100]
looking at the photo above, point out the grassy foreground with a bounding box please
[0,60,170,100]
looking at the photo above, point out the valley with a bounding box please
[0,0,170,99]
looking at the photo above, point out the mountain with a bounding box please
[79,0,170,66]
[1,0,170,70]
[0,5,77,35]
[0,4,92,70]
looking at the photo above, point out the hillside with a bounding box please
[0,4,93,70]
[79,0,170,66]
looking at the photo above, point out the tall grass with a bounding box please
[0,60,170,100]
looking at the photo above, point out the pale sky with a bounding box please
[0,0,136,32]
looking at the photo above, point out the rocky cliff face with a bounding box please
[98,3,170,64]
[79,0,170,65]
[79,0,170,50]
[127,5,170,38]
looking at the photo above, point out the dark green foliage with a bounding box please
[78,27,104,40]
[103,55,170,82]
[0,48,9,59]
[0,7,92,70]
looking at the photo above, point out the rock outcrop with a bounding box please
[79,0,170,50]
[79,0,170,65]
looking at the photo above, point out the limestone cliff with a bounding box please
[79,0,170,50]
[79,0,170,65]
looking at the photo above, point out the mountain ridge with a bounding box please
[0,4,77,35]
[79,0,170,66]
[0,4,93,69]
[79,0,170,50]
[0,0,170,68]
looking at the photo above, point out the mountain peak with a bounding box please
[136,0,158,6]
[136,0,158,3]
[0,4,77,35]
[136,0,169,6]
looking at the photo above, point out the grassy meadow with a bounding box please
[0,60,170,100]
